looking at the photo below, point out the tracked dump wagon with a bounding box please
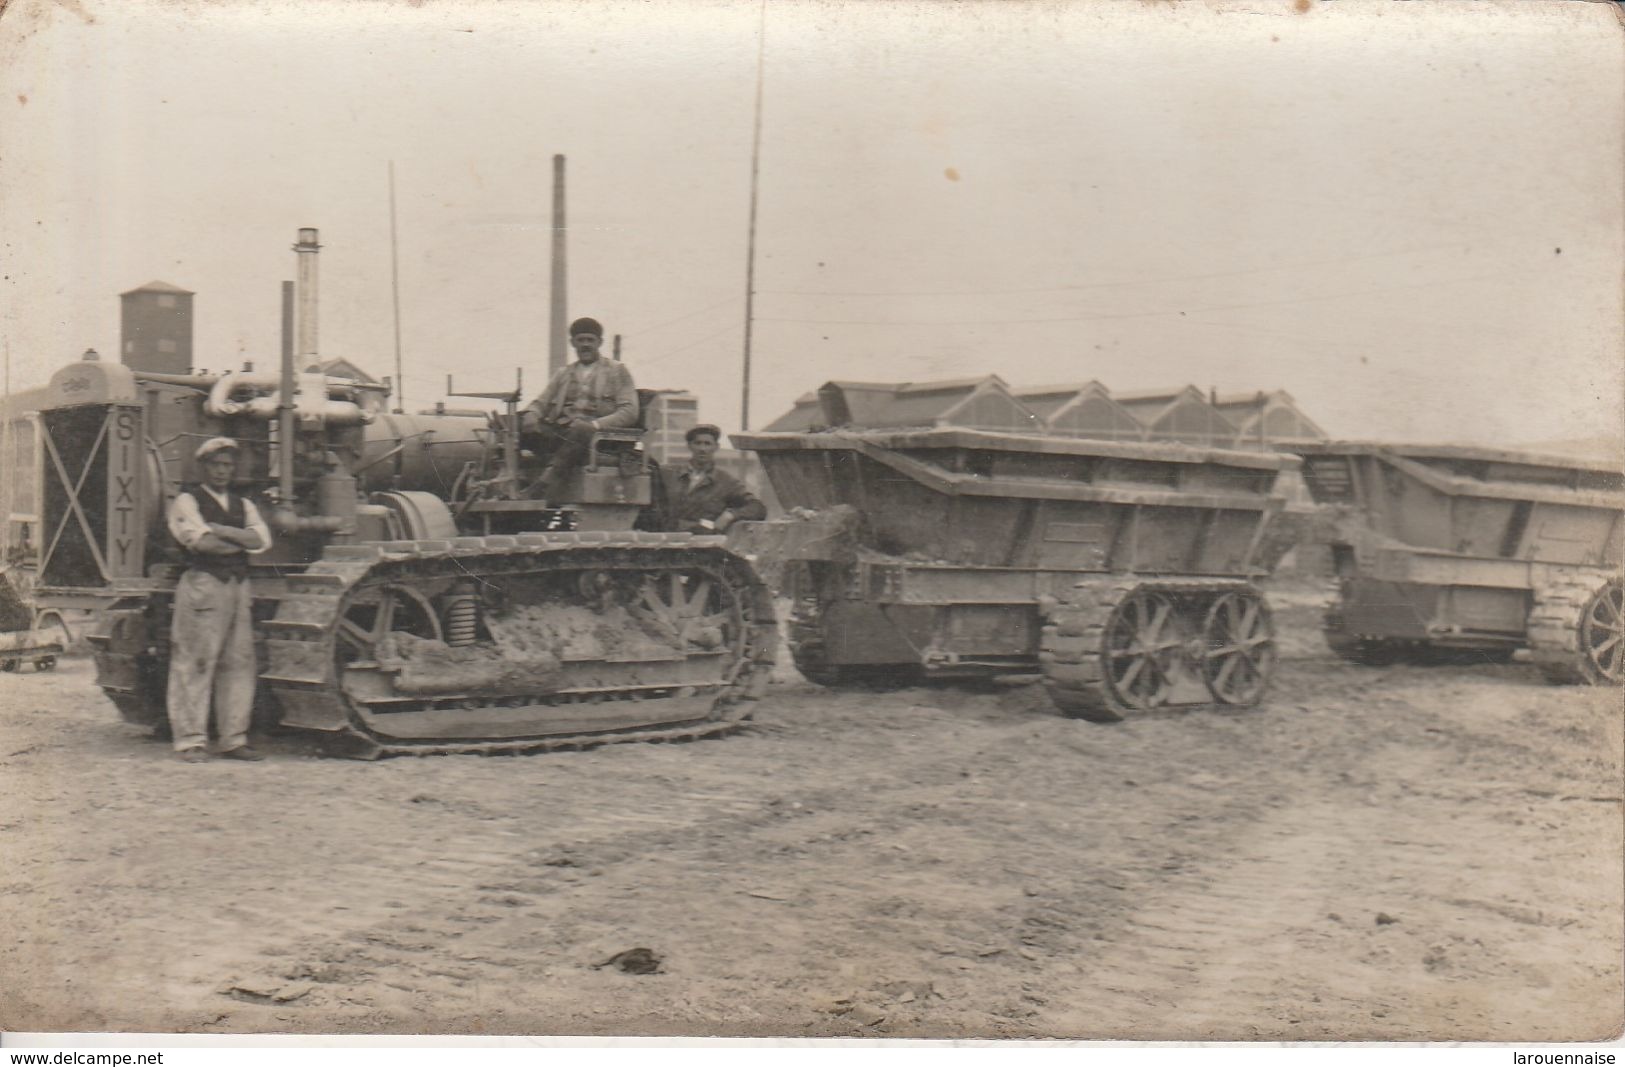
[1292,441,1624,684]
[30,229,775,757]
[731,417,1298,721]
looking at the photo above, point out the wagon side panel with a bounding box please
[1518,503,1622,567]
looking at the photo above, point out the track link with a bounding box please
[87,604,165,728]
[1528,572,1625,686]
[786,577,839,687]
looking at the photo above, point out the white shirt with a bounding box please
[167,486,272,555]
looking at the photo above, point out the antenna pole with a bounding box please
[2,341,10,534]
[740,0,767,431]
[389,161,405,414]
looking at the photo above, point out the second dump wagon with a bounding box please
[1292,441,1624,684]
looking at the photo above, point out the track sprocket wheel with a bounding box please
[1200,591,1275,706]
[1100,590,1183,712]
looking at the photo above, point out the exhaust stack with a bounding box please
[273,230,346,535]
[294,228,321,371]
[278,280,296,504]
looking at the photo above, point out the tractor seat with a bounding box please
[586,389,656,471]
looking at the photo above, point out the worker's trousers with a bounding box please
[166,569,256,752]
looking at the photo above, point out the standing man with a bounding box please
[166,437,271,763]
[662,424,766,534]
[524,317,638,500]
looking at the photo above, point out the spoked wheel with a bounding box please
[1579,579,1625,685]
[635,569,744,656]
[1201,592,1276,706]
[336,584,443,667]
[1101,591,1181,711]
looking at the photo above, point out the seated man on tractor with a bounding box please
[522,317,638,501]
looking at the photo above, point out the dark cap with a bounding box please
[569,317,604,338]
[685,423,723,444]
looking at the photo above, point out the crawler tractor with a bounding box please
[30,230,775,757]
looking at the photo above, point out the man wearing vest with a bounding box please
[661,424,767,534]
[522,317,639,501]
[165,437,272,763]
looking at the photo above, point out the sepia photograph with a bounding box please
[0,0,1621,1049]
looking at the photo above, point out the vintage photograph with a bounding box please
[0,0,1620,1046]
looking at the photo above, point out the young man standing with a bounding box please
[662,424,766,534]
[165,437,271,763]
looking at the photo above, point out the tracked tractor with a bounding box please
[30,229,775,757]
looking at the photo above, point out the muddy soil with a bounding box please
[0,585,1620,1040]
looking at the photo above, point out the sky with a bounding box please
[1,0,1621,451]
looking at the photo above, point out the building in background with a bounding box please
[1213,390,1328,447]
[1113,386,1241,448]
[762,376,1332,454]
[642,389,699,467]
[761,390,827,433]
[318,357,381,384]
[0,384,48,562]
[1013,381,1146,442]
[812,377,1044,434]
[119,281,195,376]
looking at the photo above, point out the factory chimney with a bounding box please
[549,154,568,377]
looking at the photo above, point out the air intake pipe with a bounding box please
[204,370,372,424]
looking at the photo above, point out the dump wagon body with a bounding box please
[732,427,1299,720]
[1291,440,1624,683]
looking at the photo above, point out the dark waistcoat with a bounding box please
[181,486,251,581]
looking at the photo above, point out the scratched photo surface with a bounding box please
[0,0,1620,1042]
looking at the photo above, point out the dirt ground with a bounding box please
[1,584,1620,1041]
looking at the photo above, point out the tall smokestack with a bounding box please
[549,154,568,377]
[294,227,321,371]
[278,280,296,502]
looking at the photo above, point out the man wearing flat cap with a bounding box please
[165,437,271,763]
[662,424,766,534]
[524,317,638,501]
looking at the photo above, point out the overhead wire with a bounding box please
[639,322,744,368]
[756,271,1511,328]
[756,242,1471,299]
